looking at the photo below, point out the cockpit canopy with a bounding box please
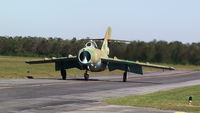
[85,41,98,48]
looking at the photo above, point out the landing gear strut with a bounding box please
[123,71,127,82]
[84,70,89,81]
[61,69,67,80]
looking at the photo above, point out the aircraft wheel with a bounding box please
[123,71,127,82]
[61,69,67,80]
[84,73,89,81]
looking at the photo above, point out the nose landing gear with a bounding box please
[84,70,89,81]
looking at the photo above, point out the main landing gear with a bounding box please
[61,69,67,80]
[84,70,89,81]
[123,71,127,82]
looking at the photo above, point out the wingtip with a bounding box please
[25,61,31,64]
[170,67,175,70]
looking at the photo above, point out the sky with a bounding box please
[0,0,199,43]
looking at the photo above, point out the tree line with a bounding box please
[0,36,200,65]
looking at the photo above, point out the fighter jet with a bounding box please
[26,27,174,82]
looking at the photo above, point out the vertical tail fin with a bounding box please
[101,27,112,55]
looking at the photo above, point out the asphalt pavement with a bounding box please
[0,70,199,113]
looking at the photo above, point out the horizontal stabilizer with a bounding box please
[91,38,132,43]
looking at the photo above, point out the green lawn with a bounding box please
[0,56,200,79]
[104,85,200,112]
[0,56,123,79]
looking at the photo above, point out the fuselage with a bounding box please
[78,41,108,72]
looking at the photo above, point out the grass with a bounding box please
[104,85,200,112]
[0,55,200,79]
[0,56,123,79]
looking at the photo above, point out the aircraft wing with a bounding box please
[26,57,83,71]
[101,57,175,74]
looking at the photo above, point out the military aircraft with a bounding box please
[26,27,175,82]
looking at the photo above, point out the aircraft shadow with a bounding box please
[68,78,163,84]
[34,77,163,85]
[67,78,100,81]
[125,80,162,84]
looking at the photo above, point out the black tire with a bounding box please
[84,73,89,81]
[61,69,66,80]
[123,71,127,82]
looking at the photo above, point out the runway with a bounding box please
[0,70,200,113]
